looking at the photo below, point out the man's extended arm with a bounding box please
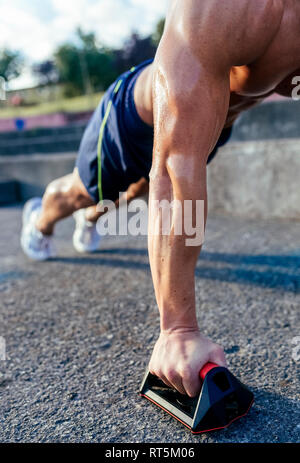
[148,28,230,397]
[147,0,283,397]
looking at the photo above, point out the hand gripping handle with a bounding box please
[199,362,219,381]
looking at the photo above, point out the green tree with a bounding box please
[54,18,166,98]
[114,32,156,74]
[32,60,59,86]
[152,18,165,47]
[54,29,117,97]
[0,48,23,81]
[54,43,82,97]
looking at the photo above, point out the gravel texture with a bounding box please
[0,205,299,443]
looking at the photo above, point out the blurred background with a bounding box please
[0,0,299,220]
[0,0,167,203]
[0,0,166,120]
[0,0,166,131]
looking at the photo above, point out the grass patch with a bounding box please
[0,92,103,119]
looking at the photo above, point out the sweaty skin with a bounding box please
[132,0,300,397]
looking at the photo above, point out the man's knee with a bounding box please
[44,174,92,210]
[44,177,67,202]
[72,190,93,210]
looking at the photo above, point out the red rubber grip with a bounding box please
[200,362,219,381]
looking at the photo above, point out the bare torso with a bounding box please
[135,0,300,129]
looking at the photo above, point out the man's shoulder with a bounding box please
[176,0,283,29]
[166,0,284,67]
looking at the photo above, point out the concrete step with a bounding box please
[0,152,76,202]
[0,179,19,205]
[0,137,299,220]
[0,125,85,155]
[231,100,300,141]
[0,100,299,156]
[207,138,300,220]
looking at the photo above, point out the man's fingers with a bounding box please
[149,364,174,389]
[150,366,186,395]
[181,369,202,398]
[210,345,228,368]
[149,335,227,398]
[159,373,174,389]
[165,370,186,395]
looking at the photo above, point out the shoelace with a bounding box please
[29,228,50,252]
[40,236,50,251]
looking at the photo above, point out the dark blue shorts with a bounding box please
[76,59,232,203]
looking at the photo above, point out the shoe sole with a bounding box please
[72,232,101,253]
[21,197,55,261]
[73,209,101,253]
[22,197,42,227]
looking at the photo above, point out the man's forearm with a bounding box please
[148,173,206,332]
[148,24,230,334]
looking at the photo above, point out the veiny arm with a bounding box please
[147,0,283,397]
[148,33,230,397]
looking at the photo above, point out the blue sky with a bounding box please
[0,0,168,89]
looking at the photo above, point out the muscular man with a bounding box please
[21,0,300,398]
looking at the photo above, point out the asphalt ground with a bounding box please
[0,205,299,442]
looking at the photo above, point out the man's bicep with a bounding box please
[168,0,283,67]
[151,48,230,186]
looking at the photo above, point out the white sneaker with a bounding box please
[73,208,101,253]
[20,197,56,261]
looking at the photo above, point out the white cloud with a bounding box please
[8,67,39,91]
[0,0,169,63]
[0,4,54,61]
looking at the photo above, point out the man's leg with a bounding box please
[21,170,149,259]
[36,167,149,234]
[84,177,149,223]
[73,176,149,253]
[36,167,95,236]
[21,167,97,260]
